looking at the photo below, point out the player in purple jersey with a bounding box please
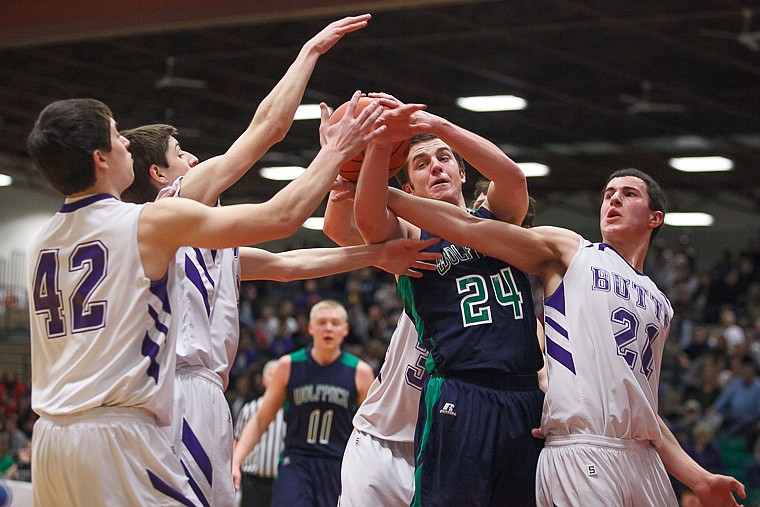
[383,168,747,507]
[24,93,432,505]
[233,300,374,507]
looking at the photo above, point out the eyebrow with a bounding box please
[410,146,453,163]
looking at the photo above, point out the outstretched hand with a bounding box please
[366,92,432,144]
[319,91,385,164]
[307,14,372,55]
[374,236,442,278]
[692,473,746,507]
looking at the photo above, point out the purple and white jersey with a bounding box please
[353,312,428,442]
[159,178,241,390]
[27,195,176,425]
[541,237,673,446]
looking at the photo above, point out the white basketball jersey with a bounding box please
[27,195,176,425]
[159,179,241,390]
[541,238,673,446]
[353,312,428,442]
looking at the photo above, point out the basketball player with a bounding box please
[232,300,374,507]
[383,168,747,507]
[326,182,542,506]
[325,94,545,507]
[23,94,402,505]
[119,16,436,506]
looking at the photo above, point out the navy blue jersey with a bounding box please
[398,207,543,376]
[283,348,359,459]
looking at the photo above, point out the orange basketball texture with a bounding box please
[328,97,410,182]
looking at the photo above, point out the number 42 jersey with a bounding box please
[26,195,177,425]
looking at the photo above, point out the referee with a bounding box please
[233,360,286,507]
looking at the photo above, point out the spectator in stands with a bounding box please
[681,421,726,475]
[710,356,760,449]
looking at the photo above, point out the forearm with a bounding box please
[232,417,264,470]
[387,188,474,243]
[355,143,402,243]
[323,195,364,247]
[656,415,709,488]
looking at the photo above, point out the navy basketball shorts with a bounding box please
[412,374,544,507]
[271,453,342,507]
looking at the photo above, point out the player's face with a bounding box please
[162,137,199,183]
[600,176,661,242]
[308,308,349,352]
[104,118,134,192]
[405,138,465,205]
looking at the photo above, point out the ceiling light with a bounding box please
[259,166,305,181]
[0,173,12,186]
[664,212,714,227]
[668,156,733,172]
[517,162,550,177]
[302,217,324,230]
[294,104,322,120]
[456,95,527,112]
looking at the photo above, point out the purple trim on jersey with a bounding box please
[149,276,172,315]
[141,332,161,384]
[146,468,198,507]
[545,282,566,316]
[546,335,576,374]
[182,418,213,486]
[544,315,568,340]
[59,194,115,213]
[598,242,645,276]
[180,460,211,507]
[184,253,211,316]
[192,248,215,288]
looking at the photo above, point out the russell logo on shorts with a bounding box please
[439,403,457,416]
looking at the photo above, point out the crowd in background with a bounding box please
[2,234,760,498]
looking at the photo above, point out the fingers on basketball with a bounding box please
[329,97,410,182]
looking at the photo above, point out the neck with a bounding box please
[311,347,340,366]
[603,237,650,272]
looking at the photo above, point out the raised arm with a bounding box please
[238,237,441,281]
[177,14,373,205]
[232,356,291,490]
[323,178,365,247]
[371,92,527,225]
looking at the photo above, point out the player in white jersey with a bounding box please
[24,93,419,505]
[383,168,747,507]
[120,16,431,507]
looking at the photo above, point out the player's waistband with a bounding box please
[545,433,653,450]
[443,369,538,391]
[39,406,157,425]
[176,363,223,390]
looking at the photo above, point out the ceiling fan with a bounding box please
[699,9,760,52]
[619,81,686,115]
[155,56,208,90]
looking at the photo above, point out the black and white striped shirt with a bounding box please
[233,397,286,478]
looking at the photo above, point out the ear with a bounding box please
[149,164,170,186]
[459,165,467,184]
[91,149,110,176]
[402,182,414,194]
[649,210,664,230]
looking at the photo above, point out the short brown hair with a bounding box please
[121,124,177,204]
[27,99,113,195]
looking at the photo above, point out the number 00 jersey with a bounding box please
[26,195,176,425]
[399,207,543,376]
[541,238,673,446]
[284,348,360,459]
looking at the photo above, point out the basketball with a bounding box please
[328,97,410,182]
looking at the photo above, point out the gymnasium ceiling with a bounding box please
[1,0,759,237]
